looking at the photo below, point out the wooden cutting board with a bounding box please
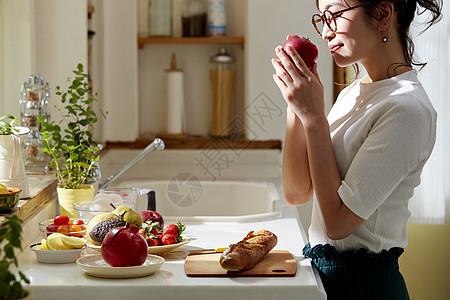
[184,250,297,277]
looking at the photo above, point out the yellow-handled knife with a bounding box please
[188,247,227,255]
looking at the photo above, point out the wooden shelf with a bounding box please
[103,136,282,151]
[137,36,245,49]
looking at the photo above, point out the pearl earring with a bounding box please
[382,33,389,44]
[381,27,389,45]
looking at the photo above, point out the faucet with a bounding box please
[99,138,165,189]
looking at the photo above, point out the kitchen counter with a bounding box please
[17,211,325,300]
[15,149,325,299]
[0,173,57,226]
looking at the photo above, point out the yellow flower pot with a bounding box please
[57,185,95,218]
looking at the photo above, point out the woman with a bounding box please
[271,0,442,299]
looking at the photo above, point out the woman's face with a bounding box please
[317,0,380,67]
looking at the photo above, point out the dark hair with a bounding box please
[360,0,443,69]
[316,0,442,75]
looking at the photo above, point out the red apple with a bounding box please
[139,210,164,230]
[101,223,148,267]
[283,35,319,69]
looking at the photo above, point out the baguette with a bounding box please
[219,230,277,271]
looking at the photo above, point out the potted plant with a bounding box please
[0,115,20,135]
[0,214,32,300]
[0,115,29,200]
[38,63,106,217]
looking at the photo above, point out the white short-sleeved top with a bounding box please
[308,70,436,253]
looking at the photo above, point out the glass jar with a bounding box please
[182,0,207,37]
[19,74,50,174]
[20,74,49,132]
[148,0,172,37]
[23,131,44,162]
[209,48,236,137]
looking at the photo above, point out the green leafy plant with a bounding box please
[0,115,19,135]
[0,215,30,300]
[38,63,107,189]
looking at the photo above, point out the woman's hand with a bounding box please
[272,45,325,127]
[273,43,364,239]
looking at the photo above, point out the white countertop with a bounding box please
[18,215,325,300]
[16,149,325,299]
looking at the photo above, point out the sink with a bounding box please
[116,178,281,222]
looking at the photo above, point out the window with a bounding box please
[408,6,449,224]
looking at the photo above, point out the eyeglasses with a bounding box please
[311,4,364,36]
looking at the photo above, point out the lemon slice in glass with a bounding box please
[46,233,70,250]
[61,236,87,249]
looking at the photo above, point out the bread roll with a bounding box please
[219,230,277,271]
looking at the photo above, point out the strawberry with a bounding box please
[163,224,178,236]
[146,237,160,247]
[161,234,177,245]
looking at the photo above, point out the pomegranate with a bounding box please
[101,222,148,267]
[283,35,319,69]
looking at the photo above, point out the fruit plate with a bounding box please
[30,243,85,264]
[147,238,190,255]
[76,254,165,278]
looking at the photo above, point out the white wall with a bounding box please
[90,0,139,142]
[35,0,88,122]
[246,0,333,140]
[0,0,87,123]
[0,0,35,118]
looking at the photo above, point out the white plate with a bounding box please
[87,238,190,255]
[30,243,84,264]
[147,238,190,255]
[86,241,101,251]
[76,254,165,278]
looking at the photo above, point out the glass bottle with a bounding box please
[209,48,236,137]
[182,0,207,37]
[207,0,226,36]
[148,0,172,37]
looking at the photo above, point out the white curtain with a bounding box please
[408,5,449,224]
